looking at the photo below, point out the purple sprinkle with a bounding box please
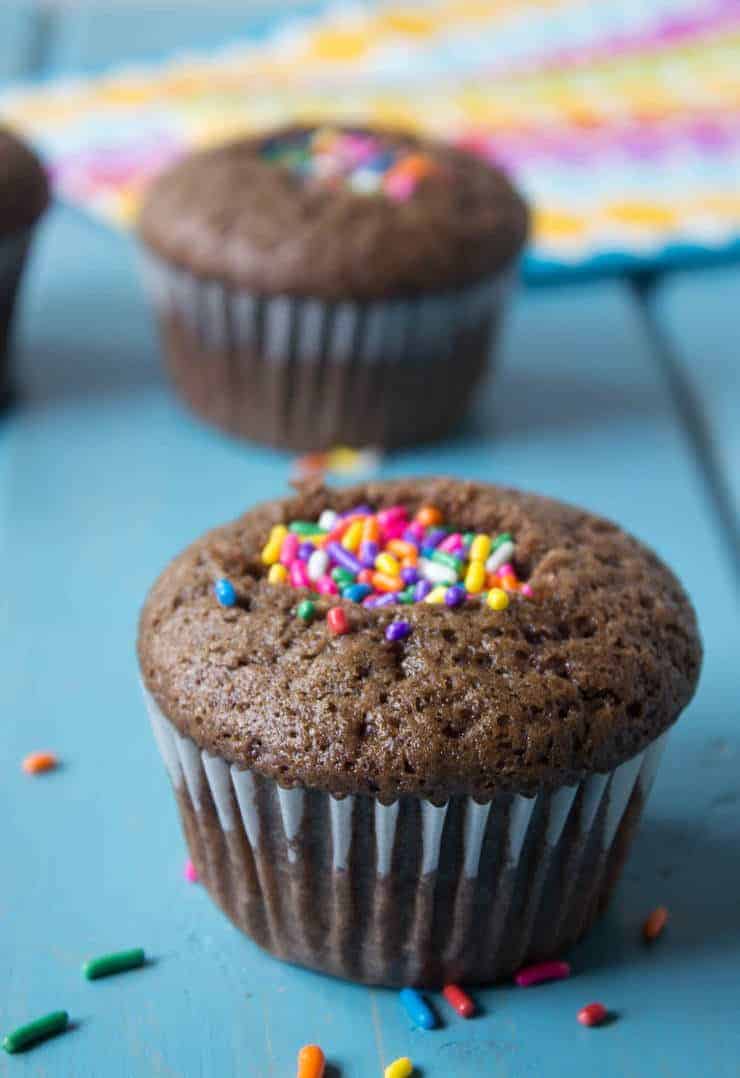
[385,620,412,642]
[363,594,384,608]
[425,528,446,549]
[445,585,466,607]
[401,566,419,585]
[297,541,315,561]
[414,579,432,602]
[341,504,373,518]
[359,539,379,568]
[327,541,363,575]
[375,592,399,607]
[402,528,422,546]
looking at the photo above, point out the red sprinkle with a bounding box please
[643,905,669,942]
[442,983,476,1018]
[577,1002,608,1027]
[327,606,349,636]
[514,960,571,987]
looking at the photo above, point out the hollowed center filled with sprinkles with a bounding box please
[256,503,533,629]
[259,127,440,202]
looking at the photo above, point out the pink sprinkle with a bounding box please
[497,563,516,577]
[385,171,416,202]
[439,533,464,553]
[382,519,407,541]
[280,533,299,566]
[515,960,571,987]
[377,506,407,527]
[184,859,199,883]
[406,521,425,540]
[521,583,534,597]
[290,561,310,589]
[316,575,338,595]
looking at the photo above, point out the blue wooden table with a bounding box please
[1,5,739,1076]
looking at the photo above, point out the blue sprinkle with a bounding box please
[399,988,437,1030]
[214,578,237,607]
[342,583,372,603]
[445,585,466,607]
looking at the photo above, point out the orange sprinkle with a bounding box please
[393,152,436,181]
[415,505,442,527]
[500,573,520,591]
[643,905,669,942]
[372,571,403,593]
[361,516,380,543]
[400,553,419,569]
[297,1043,326,1078]
[387,539,418,560]
[22,751,58,775]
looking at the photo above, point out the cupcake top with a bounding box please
[0,128,49,235]
[138,479,701,801]
[137,125,528,301]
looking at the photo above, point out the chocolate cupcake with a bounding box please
[137,126,528,450]
[0,128,49,404]
[138,479,701,986]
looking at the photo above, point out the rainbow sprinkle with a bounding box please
[260,128,439,203]
[259,504,532,634]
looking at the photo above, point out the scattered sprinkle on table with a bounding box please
[643,905,669,942]
[259,503,532,639]
[184,858,199,883]
[83,947,146,980]
[385,1057,414,1078]
[514,960,571,987]
[442,983,476,1018]
[22,751,58,775]
[399,987,437,1030]
[577,1002,609,1027]
[2,1010,69,1053]
[297,1043,325,1078]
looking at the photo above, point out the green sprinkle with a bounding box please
[83,947,146,981]
[430,549,464,573]
[462,531,475,544]
[3,1011,69,1053]
[493,532,513,550]
[398,588,416,604]
[296,599,316,623]
[289,521,326,535]
[331,567,355,586]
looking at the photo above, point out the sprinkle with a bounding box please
[424,585,447,604]
[214,578,237,607]
[470,534,492,562]
[342,519,364,552]
[316,575,338,595]
[442,983,476,1018]
[297,1043,325,1078]
[445,585,466,607]
[290,561,311,589]
[359,539,379,567]
[418,557,457,587]
[464,561,486,593]
[327,607,349,636]
[83,948,146,980]
[386,620,412,642]
[399,988,436,1030]
[487,588,510,611]
[327,541,363,575]
[268,563,289,585]
[331,566,356,587]
[290,521,324,535]
[385,1058,414,1078]
[377,506,407,528]
[184,859,199,883]
[424,527,447,548]
[514,960,571,987]
[376,552,401,576]
[280,533,300,567]
[521,583,534,598]
[415,505,443,527]
[493,532,513,550]
[318,509,339,531]
[643,905,669,942]
[388,539,418,560]
[401,566,419,585]
[430,549,464,573]
[297,599,317,623]
[373,592,400,607]
[22,751,58,775]
[413,579,432,602]
[577,1002,609,1027]
[307,549,329,582]
[373,571,403,593]
[358,568,375,585]
[438,533,463,553]
[2,1010,69,1054]
[261,524,288,565]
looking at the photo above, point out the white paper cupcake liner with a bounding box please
[144,686,667,986]
[138,250,517,449]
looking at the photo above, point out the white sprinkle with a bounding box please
[485,541,516,573]
[418,557,457,586]
[318,509,339,531]
[350,169,382,194]
[307,548,329,582]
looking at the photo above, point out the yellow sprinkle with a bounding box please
[385,1058,413,1078]
[342,520,364,552]
[470,534,492,562]
[487,587,509,611]
[375,552,400,576]
[261,525,287,566]
[268,564,288,585]
[464,560,486,594]
[425,586,447,604]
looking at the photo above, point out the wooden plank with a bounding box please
[0,3,44,83]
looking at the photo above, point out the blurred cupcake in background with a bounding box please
[0,128,49,404]
[137,125,528,450]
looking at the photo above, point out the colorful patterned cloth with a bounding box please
[1,0,738,282]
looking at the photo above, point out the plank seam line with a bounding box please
[630,273,740,588]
